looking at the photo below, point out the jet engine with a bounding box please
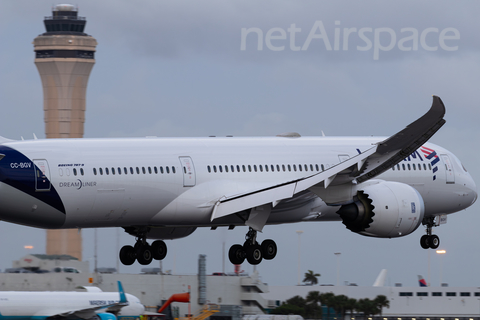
[94,313,117,320]
[336,181,425,238]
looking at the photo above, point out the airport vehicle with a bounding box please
[0,96,476,266]
[0,281,144,320]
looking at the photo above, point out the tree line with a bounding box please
[270,291,390,319]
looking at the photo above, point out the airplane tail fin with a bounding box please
[418,275,428,287]
[372,269,387,287]
[117,281,128,303]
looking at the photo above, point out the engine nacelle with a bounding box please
[337,181,425,238]
[95,313,117,320]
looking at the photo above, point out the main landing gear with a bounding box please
[420,217,440,249]
[228,228,277,265]
[119,229,167,265]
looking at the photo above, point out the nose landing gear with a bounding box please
[228,228,277,265]
[420,217,440,249]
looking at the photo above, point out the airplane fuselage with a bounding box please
[0,136,475,232]
[0,291,144,320]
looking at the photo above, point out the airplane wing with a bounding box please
[211,96,446,229]
[47,282,128,320]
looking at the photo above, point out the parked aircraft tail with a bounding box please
[418,275,428,287]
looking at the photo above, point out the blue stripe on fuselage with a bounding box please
[0,145,65,214]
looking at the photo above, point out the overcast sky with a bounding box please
[0,1,479,290]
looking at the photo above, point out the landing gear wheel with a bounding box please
[429,235,440,249]
[151,240,167,260]
[119,245,136,265]
[229,244,246,265]
[420,235,430,249]
[136,243,153,265]
[261,239,277,260]
[246,244,263,265]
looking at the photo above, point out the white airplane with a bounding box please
[0,96,476,266]
[0,281,145,320]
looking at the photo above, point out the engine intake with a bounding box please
[337,190,374,233]
[337,181,425,238]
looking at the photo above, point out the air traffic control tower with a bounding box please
[33,4,97,260]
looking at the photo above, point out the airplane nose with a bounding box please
[463,173,477,206]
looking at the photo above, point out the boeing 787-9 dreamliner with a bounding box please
[0,96,476,266]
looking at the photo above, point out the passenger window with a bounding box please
[310,164,314,171]
[225,165,228,173]
[298,165,302,172]
[259,165,263,172]
[72,168,76,176]
[236,165,240,172]
[293,165,296,171]
[425,164,428,170]
[254,165,257,172]
[276,165,279,172]
[402,164,406,170]
[231,165,235,172]
[219,166,223,173]
[80,168,84,176]
[213,165,217,173]
[208,166,211,173]
[418,164,421,171]
[282,165,286,172]
[413,164,416,170]
[154,167,158,174]
[397,164,400,170]
[242,165,246,172]
[317,164,321,171]
[105,168,109,175]
[166,167,170,174]
[265,165,268,172]
[148,167,152,174]
[247,165,251,172]
[124,167,128,174]
[288,165,291,171]
[130,167,134,174]
[160,166,164,174]
[142,167,146,174]
[407,164,411,170]
[172,167,175,174]
[99,168,103,175]
[304,164,308,171]
[118,167,121,175]
[111,167,115,175]
[59,168,63,176]
[135,167,139,174]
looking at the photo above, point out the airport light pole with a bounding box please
[436,249,446,285]
[296,230,303,285]
[334,252,341,286]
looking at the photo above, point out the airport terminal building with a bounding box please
[5,254,480,320]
